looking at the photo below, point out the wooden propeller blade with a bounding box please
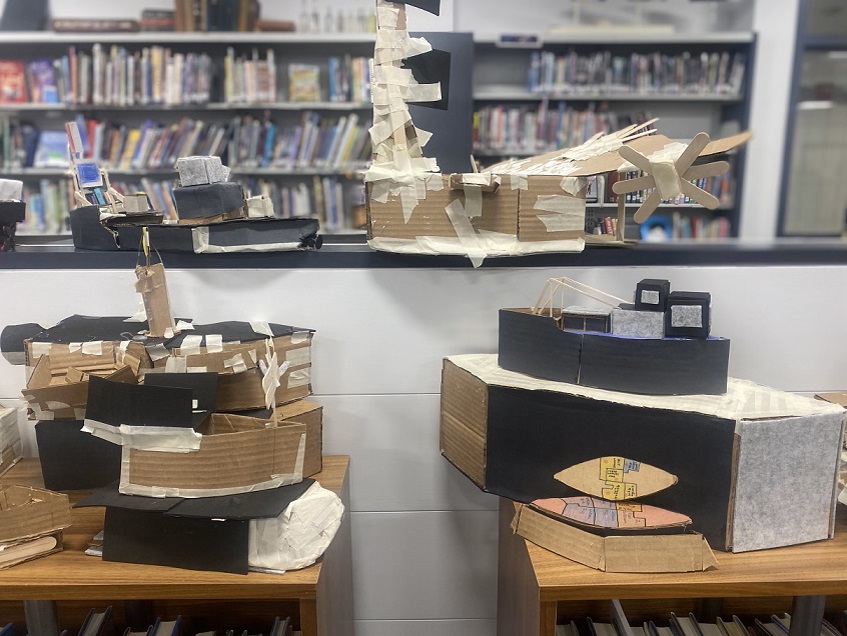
[633,190,662,224]
[674,132,711,175]
[618,145,652,173]
[612,175,655,195]
[684,161,730,180]
[680,181,720,209]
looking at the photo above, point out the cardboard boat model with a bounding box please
[64,122,321,254]
[498,276,730,395]
[513,455,718,573]
[364,0,751,265]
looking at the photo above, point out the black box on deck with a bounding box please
[173,182,245,221]
[35,420,121,490]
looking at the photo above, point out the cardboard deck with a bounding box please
[440,354,846,552]
[0,407,21,477]
[150,322,314,411]
[498,308,730,395]
[511,502,717,573]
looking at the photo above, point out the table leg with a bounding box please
[300,598,318,636]
[540,600,557,636]
[24,600,59,636]
[789,595,826,636]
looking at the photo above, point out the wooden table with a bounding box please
[0,456,352,636]
[497,499,847,636]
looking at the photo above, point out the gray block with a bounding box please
[123,193,150,214]
[175,156,229,186]
[204,157,227,183]
[0,179,23,201]
[611,306,665,339]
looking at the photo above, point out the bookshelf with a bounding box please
[0,456,352,636]
[0,32,376,236]
[497,499,847,636]
[472,32,756,241]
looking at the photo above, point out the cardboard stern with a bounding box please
[440,354,845,553]
[512,502,717,573]
[0,485,70,568]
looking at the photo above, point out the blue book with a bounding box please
[262,121,276,167]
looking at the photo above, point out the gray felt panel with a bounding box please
[611,307,665,339]
[731,411,845,552]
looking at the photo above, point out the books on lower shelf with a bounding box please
[0,112,371,173]
[473,103,653,155]
[527,49,746,97]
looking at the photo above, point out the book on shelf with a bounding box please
[224,47,277,104]
[527,49,746,97]
[605,169,733,207]
[327,55,371,104]
[0,61,27,104]
[175,0,260,32]
[140,9,176,32]
[51,18,140,32]
[18,179,73,235]
[289,64,322,102]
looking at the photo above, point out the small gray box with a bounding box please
[175,156,229,186]
[611,306,665,339]
[0,179,23,201]
[123,193,150,214]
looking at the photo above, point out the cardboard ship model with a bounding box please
[499,276,730,395]
[364,0,751,265]
[0,258,342,574]
[0,179,27,252]
[440,277,846,571]
[65,122,321,254]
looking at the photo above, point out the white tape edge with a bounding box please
[30,343,52,358]
[146,343,170,362]
[81,341,104,356]
[250,322,274,338]
[285,347,311,366]
[291,332,310,345]
[84,419,202,451]
[287,368,311,389]
[205,334,224,353]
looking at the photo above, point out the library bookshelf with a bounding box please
[472,32,756,241]
[0,32,376,236]
[0,456,352,636]
[497,499,847,636]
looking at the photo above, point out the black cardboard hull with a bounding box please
[498,308,729,395]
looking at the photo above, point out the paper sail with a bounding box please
[531,496,691,531]
[554,456,678,500]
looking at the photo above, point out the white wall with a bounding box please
[2,263,847,636]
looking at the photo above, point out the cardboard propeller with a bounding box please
[612,132,731,224]
[554,456,679,501]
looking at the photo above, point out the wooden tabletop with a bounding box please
[0,456,349,601]
[515,503,847,602]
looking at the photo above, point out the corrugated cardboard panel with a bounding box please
[367,177,457,240]
[512,504,716,573]
[276,400,323,477]
[216,367,311,411]
[153,333,310,375]
[440,359,489,487]
[730,411,845,552]
[124,423,306,491]
[441,359,488,439]
[368,176,520,240]
[0,486,70,543]
[25,340,119,377]
[518,176,586,243]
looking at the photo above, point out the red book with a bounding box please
[0,61,27,103]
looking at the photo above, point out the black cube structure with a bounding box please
[666,291,712,339]
[635,279,671,312]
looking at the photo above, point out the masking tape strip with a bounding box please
[124,303,147,323]
[561,176,588,197]
[291,331,310,345]
[287,368,311,389]
[368,233,585,260]
[286,347,311,366]
[262,352,282,410]
[85,419,202,451]
[187,366,208,373]
[179,335,204,358]
[69,343,82,353]
[650,158,683,200]
[205,335,223,354]
[117,341,130,365]
[464,185,483,219]
[250,322,274,338]
[30,343,52,358]
[225,353,248,374]
[165,356,187,373]
[175,320,194,331]
[191,226,302,254]
[146,343,170,362]
[533,195,586,232]
[81,341,104,356]
[444,199,487,268]
[510,175,528,190]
